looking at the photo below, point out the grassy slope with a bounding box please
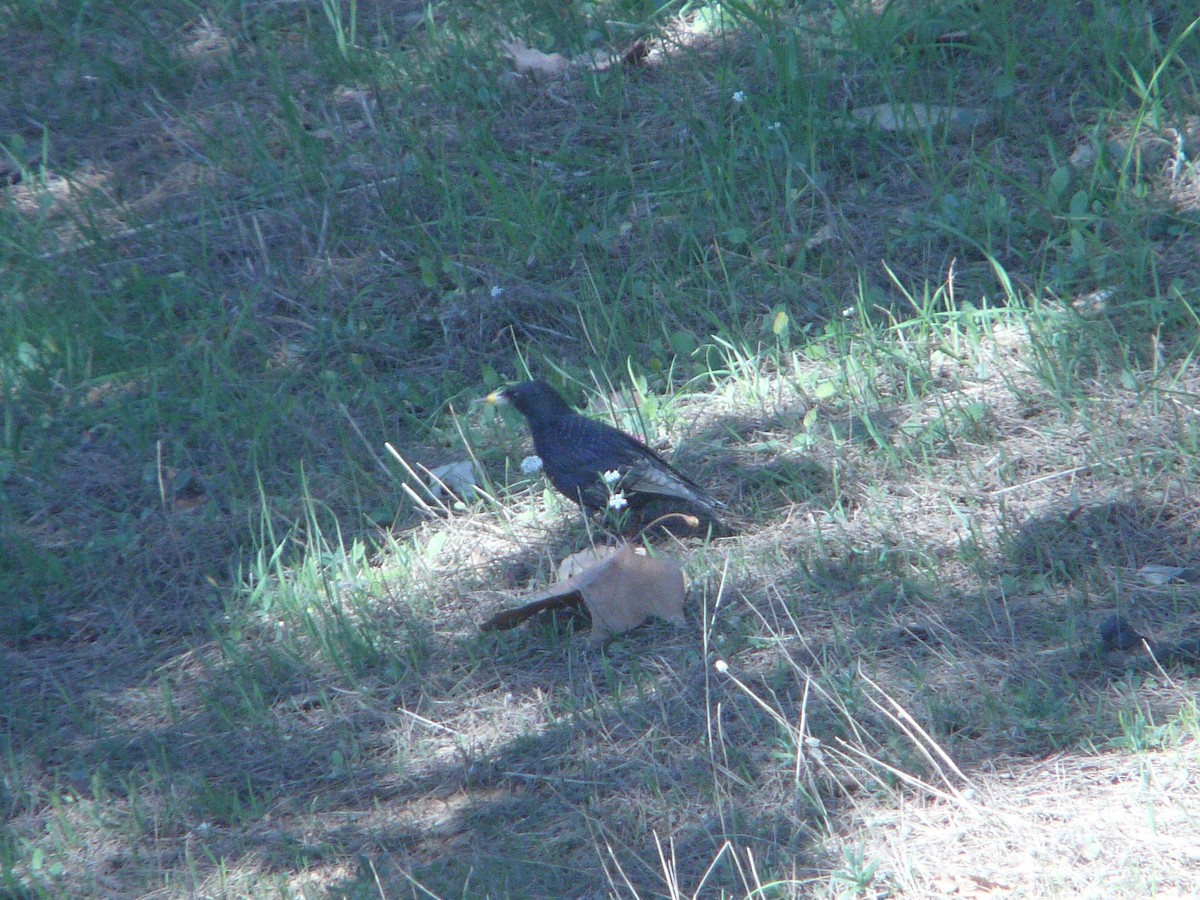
[2,0,1200,896]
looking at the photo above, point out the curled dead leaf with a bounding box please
[480,543,687,645]
[557,545,619,581]
[582,544,686,645]
[502,37,652,79]
[501,38,569,77]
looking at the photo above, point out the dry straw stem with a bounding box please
[849,745,1200,896]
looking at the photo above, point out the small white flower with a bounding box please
[768,121,781,131]
[608,492,628,511]
[732,90,745,104]
[520,455,543,474]
[490,285,504,298]
[602,469,622,484]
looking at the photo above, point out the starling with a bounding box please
[489,379,724,515]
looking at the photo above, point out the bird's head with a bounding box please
[486,380,573,420]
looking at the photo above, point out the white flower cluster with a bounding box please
[602,470,627,510]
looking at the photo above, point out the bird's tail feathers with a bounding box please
[627,465,726,512]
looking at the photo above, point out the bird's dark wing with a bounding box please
[612,433,725,511]
[539,416,722,512]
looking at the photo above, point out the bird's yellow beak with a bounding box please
[486,389,507,405]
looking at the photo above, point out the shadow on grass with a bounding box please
[6,610,813,897]
[6,488,1200,896]
[1005,497,1200,582]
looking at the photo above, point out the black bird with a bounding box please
[489,379,723,515]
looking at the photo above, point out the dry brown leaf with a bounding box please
[580,543,686,645]
[478,548,606,633]
[480,543,686,644]
[503,37,649,79]
[557,545,619,581]
[501,38,568,77]
[478,584,583,632]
